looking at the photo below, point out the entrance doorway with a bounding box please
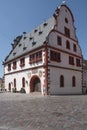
[30,76,41,92]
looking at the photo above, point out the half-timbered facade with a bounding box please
[4,3,82,95]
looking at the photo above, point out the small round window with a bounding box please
[65,18,68,23]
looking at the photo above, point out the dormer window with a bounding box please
[32,41,36,46]
[23,32,26,34]
[29,37,33,40]
[34,29,38,33]
[39,31,43,35]
[19,43,22,47]
[43,22,48,27]
[13,52,16,56]
[38,26,43,35]
[24,37,27,40]
[23,46,27,51]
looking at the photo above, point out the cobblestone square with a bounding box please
[0,93,87,130]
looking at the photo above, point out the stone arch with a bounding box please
[30,75,41,92]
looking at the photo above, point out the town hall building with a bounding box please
[4,2,83,95]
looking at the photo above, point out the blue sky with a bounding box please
[0,0,87,77]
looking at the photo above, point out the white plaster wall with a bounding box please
[48,48,82,72]
[47,5,82,95]
[5,67,44,94]
[4,48,45,95]
[49,31,82,57]
[49,67,82,94]
[56,6,77,41]
[4,49,44,75]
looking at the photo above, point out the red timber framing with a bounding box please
[5,44,82,76]
[43,42,49,95]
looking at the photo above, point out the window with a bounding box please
[29,37,33,40]
[65,9,67,12]
[13,61,16,70]
[22,77,25,88]
[65,18,68,23]
[20,57,25,67]
[66,40,70,49]
[23,46,27,51]
[14,78,16,88]
[39,31,43,35]
[50,50,61,62]
[73,44,77,52]
[69,56,74,65]
[30,54,35,63]
[24,37,27,40]
[34,29,38,33]
[29,51,42,64]
[13,52,16,56]
[43,22,48,27]
[72,76,76,87]
[32,41,36,46]
[57,36,62,46]
[76,58,81,67]
[19,43,22,47]
[36,51,42,61]
[64,27,70,38]
[60,75,64,87]
[8,63,11,71]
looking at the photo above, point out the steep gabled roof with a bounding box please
[5,17,55,63]
[5,2,76,63]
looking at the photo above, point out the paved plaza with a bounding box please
[0,93,87,130]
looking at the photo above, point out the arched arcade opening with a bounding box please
[30,76,41,93]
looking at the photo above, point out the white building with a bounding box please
[82,60,87,93]
[4,3,83,95]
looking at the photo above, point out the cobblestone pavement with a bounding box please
[0,93,87,130]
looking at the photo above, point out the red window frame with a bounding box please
[57,36,62,46]
[50,50,61,62]
[73,44,77,52]
[66,40,70,49]
[29,51,42,64]
[69,56,74,65]
[13,61,17,69]
[65,18,68,23]
[64,27,70,38]
[20,57,25,67]
[76,58,81,67]
[8,63,11,71]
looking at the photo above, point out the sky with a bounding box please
[0,0,87,77]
